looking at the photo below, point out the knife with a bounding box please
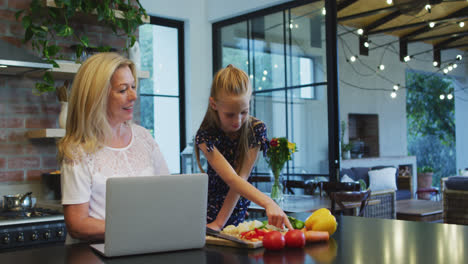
[206,227,253,245]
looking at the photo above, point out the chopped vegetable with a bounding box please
[303,230,330,242]
[288,216,305,229]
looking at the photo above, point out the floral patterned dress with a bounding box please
[195,116,269,227]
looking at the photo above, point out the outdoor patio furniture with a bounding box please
[443,176,468,225]
[330,190,372,216]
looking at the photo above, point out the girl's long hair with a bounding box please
[195,64,253,174]
[57,52,137,164]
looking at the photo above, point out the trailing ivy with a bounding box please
[16,0,147,93]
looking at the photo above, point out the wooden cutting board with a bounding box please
[205,235,263,248]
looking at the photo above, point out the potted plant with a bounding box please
[340,121,352,159]
[16,0,148,93]
[417,166,434,199]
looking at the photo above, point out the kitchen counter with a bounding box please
[1,214,467,264]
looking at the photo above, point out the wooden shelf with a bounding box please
[27,128,65,139]
[27,61,150,79]
[45,0,149,23]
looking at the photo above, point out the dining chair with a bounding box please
[330,190,372,217]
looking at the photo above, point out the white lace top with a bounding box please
[61,123,170,220]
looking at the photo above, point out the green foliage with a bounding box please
[406,71,457,187]
[418,166,434,173]
[406,71,455,146]
[17,0,148,93]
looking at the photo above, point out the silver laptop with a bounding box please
[90,173,208,257]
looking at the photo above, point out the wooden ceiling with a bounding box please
[337,0,468,60]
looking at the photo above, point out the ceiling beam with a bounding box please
[409,31,468,43]
[338,6,399,22]
[368,6,468,35]
[337,0,358,12]
[364,10,402,34]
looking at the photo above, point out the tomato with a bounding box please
[262,231,285,250]
[284,230,306,248]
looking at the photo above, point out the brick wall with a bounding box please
[0,0,137,187]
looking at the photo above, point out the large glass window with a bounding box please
[213,1,331,190]
[139,17,185,173]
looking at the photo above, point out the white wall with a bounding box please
[338,26,468,167]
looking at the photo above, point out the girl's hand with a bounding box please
[264,202,294,230]
[206,221,222,231]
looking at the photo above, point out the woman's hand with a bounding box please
[264,202,293,230]
[206,221,222,231]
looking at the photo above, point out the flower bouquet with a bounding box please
[266,137,297,203]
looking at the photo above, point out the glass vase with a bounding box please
[270,169,284,204]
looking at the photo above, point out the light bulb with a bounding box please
[429,22,435,28]
[440,94,445,100]
[262,76,266,81]
[357,29,364,35]
[263,70,268,75]
[258,86,262,90]
[459,22,465,28]
[390,92,397,98]
[447,94,453,100]
[425,4,431,11]
[453,64,457,69]
[443,68,448,74]
[349,56,357,62]
[274,64,278,68]
[246,61,249,65]
[404,55,411,62]
[249,74,254,79]
[322,8,326,15]
[379,64,385,70]
[433,61,438,67]
[456,55,462,60]
[386,0,392,4]
[448,65,453,71]
[393,84,399,91]
[364,41,369,48]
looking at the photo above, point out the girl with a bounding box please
[195,64,292,230]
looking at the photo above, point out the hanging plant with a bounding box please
[16,0,148,93]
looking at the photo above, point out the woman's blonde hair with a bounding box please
[195,64,253,174]
[58,52,137,164]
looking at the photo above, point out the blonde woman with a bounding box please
[195,64,292,230]
[58,53,169,243]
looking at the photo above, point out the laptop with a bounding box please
[90,173,208,257]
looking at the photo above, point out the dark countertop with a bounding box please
[1,213,467,264]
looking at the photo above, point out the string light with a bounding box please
[403,55,411,62]
[378,64,385,70]
[447,94,453,100]
[249,74,254,79]
[357,29,364,35]
[429,22,435,28]
[440,94,445,100]
[386,0,393,4]
[425,4,431,13]
[263,70,268,75]
[456,55,462,60]
[453,64,457,69]
[349,55,357,62]
[262,76,266,81]
[364,41,370,48]
[433,61,438,67]
[448,65,453,71]
[390,91,397,98]
[459,21,465,28]
[393,84,399,91]
[322,8,326,15]
[274,64,278,68]
[443,68,449,74]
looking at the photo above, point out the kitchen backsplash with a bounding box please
[0,0,138,199]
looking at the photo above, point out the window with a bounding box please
[213,0,336,188]
[139,17,185,173]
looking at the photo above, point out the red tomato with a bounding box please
[262,231,285,251]
[284,230,306,248]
